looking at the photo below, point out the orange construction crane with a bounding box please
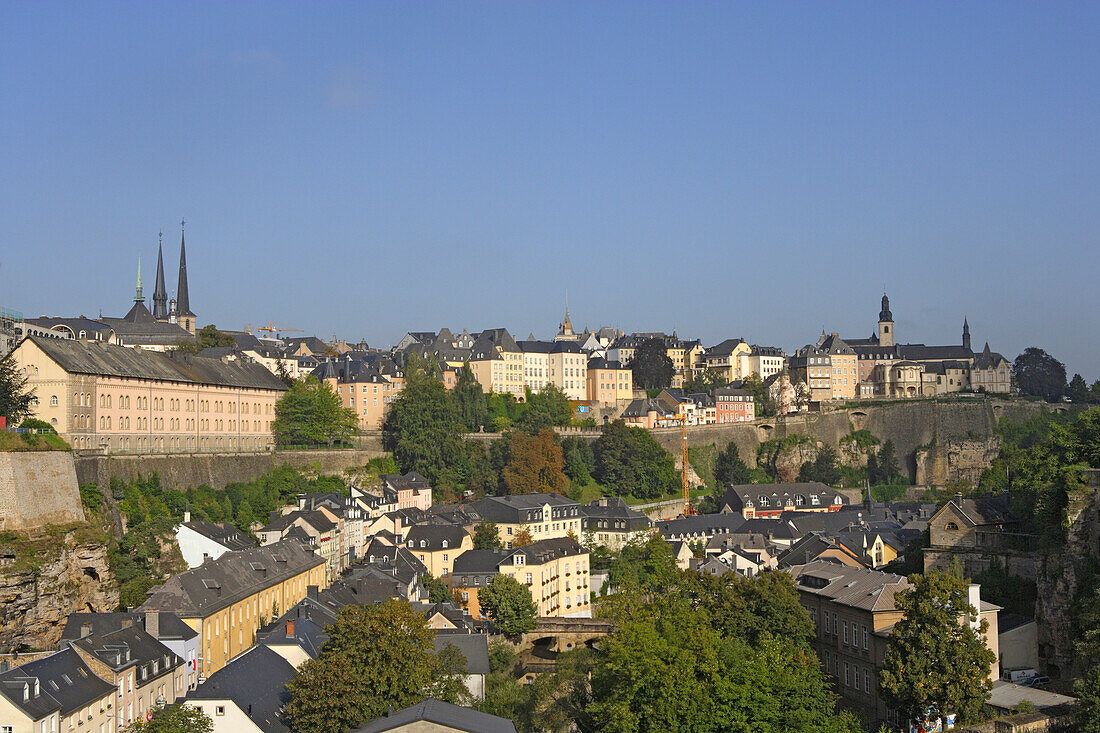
[666,413,696,516]
[256,322,304,338]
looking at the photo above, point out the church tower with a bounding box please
[173,220,196,335]
[152,231,168,320]
[962,317,971,351]
[877,292,894,347]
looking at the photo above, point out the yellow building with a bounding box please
[469,493,584,549]
[450,537,591,619]
[586,357,633,405]
[702,339,752,382]
[0,648,117,733]
[140,540,327,677]
[469,328,525,398]
[403,524,474,578]
[817,333,858,401]
[315,358,404,430]
[11,335,286,453]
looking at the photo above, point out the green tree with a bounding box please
[1074,666,1100,733]
[1068,373,1092,404]
[519,384,572,432]
[592,421,679,499]
[714,442,753,489]
[740,373,775,418]
[798,445,841,485]
[683,368,728,395]
[473,521,504,550]
[272,377,358,447]
[382,375,468,490]
[286,601,465,732]
[607,534,679,593]
[879,571,996,729]
[453,362,488,432]
[631,338,674,390]
[501,429,569,496]
[1013,347,1067,402]
[561,436,595,485]
[121,704,213,733]
[0,352,34,424]
[479,574,538,636]
[681,569,814,647]
[422,572,455,604]
[875,440,904,485]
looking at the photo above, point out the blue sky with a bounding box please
[2,2,1098,376]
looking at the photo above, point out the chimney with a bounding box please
[967,584,981,631]
[307,585,319,601]
[955,492,963,506]
[183,510,191,523]
[145,609,160,640]
[286,619,295,638]
[80,622,92,639]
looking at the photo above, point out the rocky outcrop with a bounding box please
[1034,471,1100,678]
[914,437,1002,487]
[0,531,118,652]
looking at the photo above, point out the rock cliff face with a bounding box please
[914,437,1002,487]
[1035,472,1100,678]
[0,531,118,652]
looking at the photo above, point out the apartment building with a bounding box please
[585,357,633,405]
[789,344,833,403]
[402,524,474,578]
[817,334,858,401]
[450,537,591,619]
[790,560,999,727]
[579,497,655,550]
[702,339,752,382]
[140,541,327,677]
[712,386,755,423]
[0,648,117,733]
[469,329,525,398]
[257,510,344,580]
[469,493,584,549]
[315,358,404,431]
[10,335,286,453]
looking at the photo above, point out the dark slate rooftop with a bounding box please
[67,624,182,684]
[433,634,490,676]
[404,524,468,552]
[25,335,287,391]
[351,698,517,733]
[0,648,115,719]
[187,645,294,733]
[139,540,324,618]
[61,611,198,643]
[180,520,255,551]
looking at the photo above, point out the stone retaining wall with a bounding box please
[0,452,85,531]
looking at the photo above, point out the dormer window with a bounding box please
[758,496,769,507]
[420,540,426,548]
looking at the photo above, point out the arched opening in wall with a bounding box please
[757,424,774,441]
[83,567,99,581]
[849,411,868,431]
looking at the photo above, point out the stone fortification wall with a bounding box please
[74,445,386,491]
[0,452,85,531]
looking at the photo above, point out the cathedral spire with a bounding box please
[134,256,144,303]
[152,231,168,320]
[962,316,971,351]
[175,219,194,317]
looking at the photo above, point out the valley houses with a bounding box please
[10,335,286,453]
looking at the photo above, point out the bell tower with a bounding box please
[877,292,894,347]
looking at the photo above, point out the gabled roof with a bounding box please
[67,624,182,681]
[61,611,198,643]
[140,540,324,618]
[897,343,974,361]
[0,648,114,719]
[789,560,911,612]
[403,524,468,552]
[22,336,286,391]
[187,645,294,732]
[180,520,255,551]
[351,698,517,733]
[705,338,747,357]
[936,494,1015,527]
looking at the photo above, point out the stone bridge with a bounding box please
[518,616,615,653]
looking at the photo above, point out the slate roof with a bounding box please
[897,344,975,361]
[452,549,512,574]
[139,540,324,619]
[973,343,1009,369]
[944,494,1015,526]
[0,648,116,720]
[260,510,337,535]
[511,537,586,566]
[468,493,580,524]
[26,316,114,337]
[789,560,911,612]
[581,497,654,532]
[61,611,198,643]
[433,634,490,676]
[100,306,196,346]
[351,698,517,733]
[259,613,329,660]
[586,356,627,370]
[620,397,665,418]
[705,338,747,357]
[720,483,846,513]
[656,512,748,539]
[187,645,294,733]
[180,520,255,551]
[67,624,182,683]
[25,335,287,391]
[817,333,856,356]
[778,533,866,568]
[403,524,468,552]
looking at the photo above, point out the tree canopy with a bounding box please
[479,574,538,636]
[797,445,841,485]
[631,339,674,390]
[1013,347,1067,402]
[683,368,728,395]
[453,362,488,431]
[0,352,33,424]
[518,384,572,433]
[473,521,504,550]
[879,570,996,729]
[501,429,569,496]
[714,442,753,489]
[592,420,679,500]
[382,374,468,490]
[272,377,358,447]
[121,704,213,733]
[285,601,467,732]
